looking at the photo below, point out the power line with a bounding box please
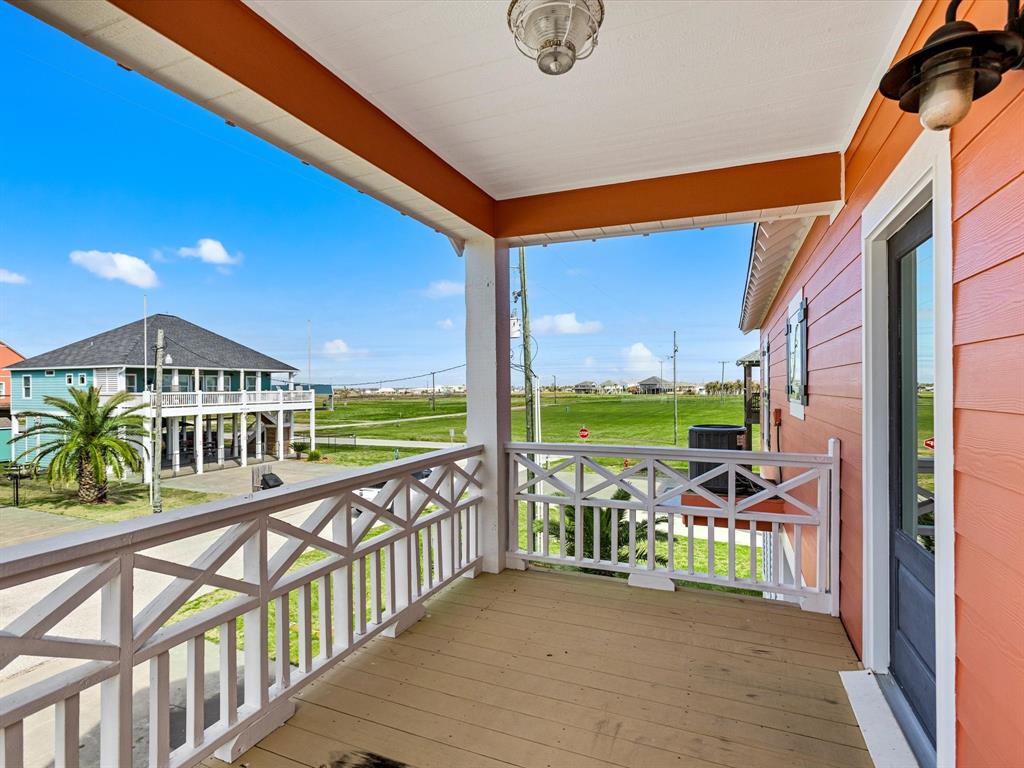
[333,363,466,389]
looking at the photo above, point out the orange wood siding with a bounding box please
[949,2,1024,757]
[759,22,1024,761]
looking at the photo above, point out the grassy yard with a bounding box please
[297,395,526,427]
[0,477,224,524]
[331,394,759,448]
[313,443,432,467]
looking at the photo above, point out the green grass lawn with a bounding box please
[0,477,224,524]
[313,443,432,467]
[297,395,526,427]
[334,394,758,448]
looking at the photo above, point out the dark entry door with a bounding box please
[887,202,937,753]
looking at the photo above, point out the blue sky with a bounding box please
[0,5,756,388]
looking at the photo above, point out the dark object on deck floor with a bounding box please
[259,472,284,490]
[328,752,410,768]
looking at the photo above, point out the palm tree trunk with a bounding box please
[77,459,101,504]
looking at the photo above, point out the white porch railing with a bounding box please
[0,446,483,767]
[507,440,840,614]
[118,390,314,411]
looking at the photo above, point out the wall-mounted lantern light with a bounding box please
[879,0,1023,130]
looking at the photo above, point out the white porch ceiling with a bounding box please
[246,0,917,199]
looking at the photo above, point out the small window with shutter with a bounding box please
[785,291,808,419]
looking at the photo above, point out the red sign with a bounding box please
[924,437,935,450]
[578,427,590,440]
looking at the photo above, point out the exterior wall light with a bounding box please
[508,0,604,75]
[879,0,1023,130]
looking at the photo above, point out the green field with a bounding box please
[323,394,758,449]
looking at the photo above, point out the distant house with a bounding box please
[573,381,599,394]
[637,376,670,395]
[8,314,311,480]
[601,380,623,394]
[0,340,25,462]
[676,382,706,395]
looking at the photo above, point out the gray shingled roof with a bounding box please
[10,315,297,372]
[736,349,760,366]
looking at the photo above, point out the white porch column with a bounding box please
[309,407,316,451]
[171,368,179,391]
[171,417,180,474]
[240,415,248,467]
[232,414,239,459]
[254,415,263,461]
[464,235,511,574]
[195,415,204,475]
[277,409,285,460]
[217,415,225,466]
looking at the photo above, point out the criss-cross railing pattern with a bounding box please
[0,445,483,768]
[508,441,839,613]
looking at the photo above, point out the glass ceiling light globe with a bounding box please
[508,0,605,76]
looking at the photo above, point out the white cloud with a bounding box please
[70,250,158,288]
[0,268,28,285]
[532,312,602,336]
[437,318,455,331]
[623,342,658,373]
[584,356,596,368]
[322,339,367,357]
[177,238,242,269]
[422,280,464,299]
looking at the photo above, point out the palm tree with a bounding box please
[12,387,148,503]
[537,488,669,575]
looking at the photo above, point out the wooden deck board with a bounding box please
[228,569,870,768]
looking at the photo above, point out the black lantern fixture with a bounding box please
[879,0,1023,130]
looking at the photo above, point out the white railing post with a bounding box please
[828,437,842,617]
[99,555,132,767]
[243,519,269,711]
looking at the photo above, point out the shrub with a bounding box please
[307,449,322,462]
[290,440,310,459]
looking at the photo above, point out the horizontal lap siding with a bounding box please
[950,15,1024,759]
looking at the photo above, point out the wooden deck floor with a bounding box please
[207,569,870,768]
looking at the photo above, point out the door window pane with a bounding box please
[898,238,935,552]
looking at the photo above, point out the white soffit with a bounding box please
[14,0,485,249]
[739,215,818,333]
[246,0,917,199]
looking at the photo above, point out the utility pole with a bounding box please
[719,360,729,401]
[431,371,436,412]
[518,247,535,442]
[307,320,312,385]
[152,329,165,514]
[552,375,557,404]
[672,331,679,445]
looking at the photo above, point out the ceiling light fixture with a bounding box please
[879,0,1023,130]
[508,0,605,76]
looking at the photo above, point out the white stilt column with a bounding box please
[309,407,316,451]
[195,415,204,475]
[277,409,285,460]
[217,415,225,466]
[464,235,511,573]
[240,415,248,467]
[142,418,153,484]
[254,415,263,461]
[171,417,180,475]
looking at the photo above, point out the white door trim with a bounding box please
[860,128,955,767]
